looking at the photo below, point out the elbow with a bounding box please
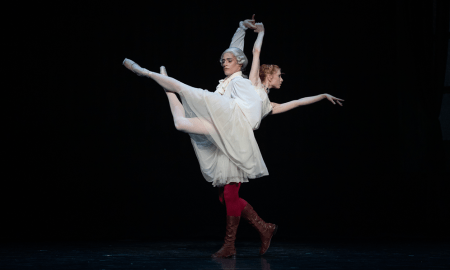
[174,121,182,131]
[174,118,186,133]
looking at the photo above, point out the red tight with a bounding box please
[218,183,248,216]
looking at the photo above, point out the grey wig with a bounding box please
[220,47,248,71]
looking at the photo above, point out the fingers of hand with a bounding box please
[252,14,255,21]
[337,100,343,106]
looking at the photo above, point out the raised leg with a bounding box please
[123,59,210,135]
[123,58,190,94]
[158,66,209,135]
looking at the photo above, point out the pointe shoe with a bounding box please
[122,58,151,77]
[211,216,240,258]
[160,66,168,76]
[241,203,277,255]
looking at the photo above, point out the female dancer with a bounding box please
[237,16,343,119]
[122,18,275,258]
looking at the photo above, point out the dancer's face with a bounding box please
[221,53,242,76]
[269,69,283,89]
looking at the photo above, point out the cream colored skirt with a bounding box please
[178,87,268,187]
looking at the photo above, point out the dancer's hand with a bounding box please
[243,14,256,29]
[323,94,344,106]
[254,22,264,33]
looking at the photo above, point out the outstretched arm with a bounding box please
[249,22,265,86]
[270,94,344,115]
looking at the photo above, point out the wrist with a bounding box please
[239,21,248,30]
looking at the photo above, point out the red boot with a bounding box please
[211,216,240,258]
[241,203,277,255]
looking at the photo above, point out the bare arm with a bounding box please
[270,94,344,115]
[249,23,265,86]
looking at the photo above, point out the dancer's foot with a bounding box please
[211,216,240,258]
[123,58,151,77]
[160,66,168,76]
[160,66,169,92]
[241,203,277,255]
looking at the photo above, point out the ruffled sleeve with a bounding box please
[229,21,247,50]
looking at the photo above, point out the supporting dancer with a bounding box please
[122,18,276,258]
[215,15,344,256]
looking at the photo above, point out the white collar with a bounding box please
[216,71,243,95]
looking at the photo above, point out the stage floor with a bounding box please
[1,240,449,269]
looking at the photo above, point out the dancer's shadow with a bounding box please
[212,257,272,270]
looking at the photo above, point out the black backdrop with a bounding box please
[7,0,449,241]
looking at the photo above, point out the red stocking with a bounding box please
[222,183,248,216]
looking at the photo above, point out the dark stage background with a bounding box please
[7,0,449,241]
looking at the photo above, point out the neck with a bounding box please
[262,80,271,89]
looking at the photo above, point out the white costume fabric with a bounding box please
[227,22,273,128]
[179,73,267,187]
[178,22,270,187]
[253,84,273,130]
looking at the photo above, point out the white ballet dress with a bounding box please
[178,71,269,187]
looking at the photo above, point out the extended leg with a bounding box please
[124,58,193,94]
[124,60,209,135]
[158,66,209,135]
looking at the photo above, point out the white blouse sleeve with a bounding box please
[229,21,248,50]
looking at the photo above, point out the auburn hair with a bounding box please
[259,64,281,82]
